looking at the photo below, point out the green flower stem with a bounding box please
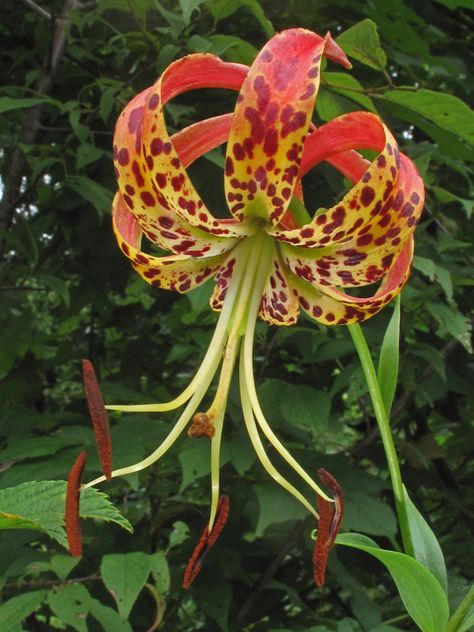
[446,584,474,632]
[348,323,414,557]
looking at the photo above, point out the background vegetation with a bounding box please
[0,0,473,630]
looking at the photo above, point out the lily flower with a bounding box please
[78,28,423,585]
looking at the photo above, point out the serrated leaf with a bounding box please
[0,481,132,547]
[47,584,91,632]
[337,533,449,632]
[336,19,387,71]
[382,89,474,146]
[403,487,448,594]
[0,591,47,630]
[101,552,151,619]
[377,298,401,415]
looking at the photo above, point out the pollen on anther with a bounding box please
[65,451,87,557]
[82,359,113,480]
[183,495,229,589]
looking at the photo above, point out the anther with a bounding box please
[65,451,87,557]
[313,468,345,587]
[188,412,215,438]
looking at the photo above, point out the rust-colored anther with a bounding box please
[65,451,87,557]
[313,467,345,587]
[183,495,229,589]
[187,412,215,439]
[82,359,112,480]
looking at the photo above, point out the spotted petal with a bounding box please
[224,29,350,226]
[288,238,414,325]
[140,54,252,236]
[113,194,228,292]
[258,253,299,326]
[114,89,248,257]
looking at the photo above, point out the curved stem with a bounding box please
[348,323,414,556]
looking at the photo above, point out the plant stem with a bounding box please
[348,323,414,556]
[446,584,474,632]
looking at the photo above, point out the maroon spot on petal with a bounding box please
[326,313,335,322]
[117,147,129,166]
[123,194,133,209]
[357,234,373,246]
[410,192,420,204]
[301,228,314,238]
[360,186,376,207]
[150,138,163,156]
[263,128,279,156]
[233,143,245,161]
[225,157,234,176]
[140,191,155,207]
[300,83,316,99]
[261,50,273,63]
[148,93,159,110]
[377,155,387,168]
[155,173,167,188]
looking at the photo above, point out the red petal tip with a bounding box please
[183,495,229,589]
[324,33,352,69]
[65,451,87,557]
[82,359,113,480]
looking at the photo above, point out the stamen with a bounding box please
[82,359,112,480]
[183,495,229,589]
[65,451,87,557]
[313,468,344,587]
[188,412,215,438]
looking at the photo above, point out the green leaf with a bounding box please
[337,533,450,632]
[206,0,274,38]
[101,552,151,619]
[323,72,377,112]
[414,256,436,281]
[336,19,387,71]
[0,97,50,114]
[47,584,91,632]
[429,303,472,353]
[343,491,398,537]
[150,550,170,594]
[89,599,134,632]
[434,0,474,9]
[382,89,474,146]
[66,175,113,217]
[0,481,132,547]
[281,385,331,432]
[403,487,448,594]
[49,554,81,580]
[253,483,306,538]
[457,608,474,632]
[0,591,47,630]
[179,0,205,25]
[377,298,401,415]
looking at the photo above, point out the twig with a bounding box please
[21,0,51,20]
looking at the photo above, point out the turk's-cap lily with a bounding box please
[66,28,424,587]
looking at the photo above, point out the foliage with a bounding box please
[0,0,473,630]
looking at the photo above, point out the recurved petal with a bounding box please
[269,112,400,248]
[114,96,243,255]
[140,54,251,236]
[258,253,300,325]
[224,29,349,227]
[113,193,230,292]
[288,238,414,325]
[279,150,424,288]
